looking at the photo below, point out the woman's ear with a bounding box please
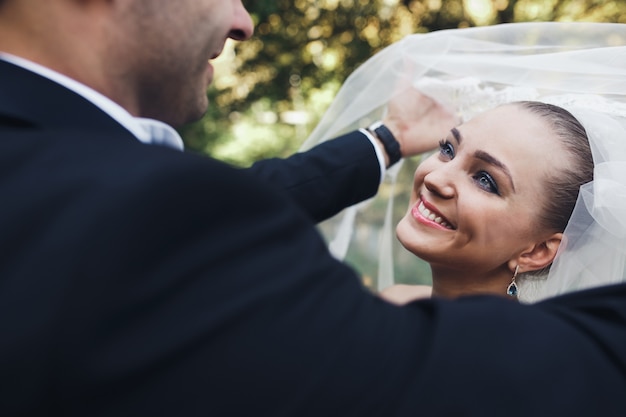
[512,233,563,273]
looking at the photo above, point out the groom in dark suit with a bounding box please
[1,1,625,416]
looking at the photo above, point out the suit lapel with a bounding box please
[0,59,134,139]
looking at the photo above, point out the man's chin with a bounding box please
[170,99,209,128]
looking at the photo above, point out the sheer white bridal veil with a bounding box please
[300,22,626,303]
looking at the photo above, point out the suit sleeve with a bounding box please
[246,131,381,223]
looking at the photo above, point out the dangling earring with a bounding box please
[506,265,519,297]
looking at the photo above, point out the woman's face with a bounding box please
[396,104,569,274]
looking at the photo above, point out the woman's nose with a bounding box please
[422,164,456,199]
[229,1,255,41]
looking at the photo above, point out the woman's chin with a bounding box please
[397,217,421,243]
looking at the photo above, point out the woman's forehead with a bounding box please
[459,104,553,145]
[456,105,568,185]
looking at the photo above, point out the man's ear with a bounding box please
[511,233,563,273]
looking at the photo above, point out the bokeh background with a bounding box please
[181,0,626,289]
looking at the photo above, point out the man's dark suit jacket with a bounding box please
[1,59,625,417]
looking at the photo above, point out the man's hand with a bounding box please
[383,87,460,157]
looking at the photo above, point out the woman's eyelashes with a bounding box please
[473,171,500,195]
[437,139,500,195]
[438,139,455,159]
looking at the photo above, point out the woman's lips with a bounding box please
[411,199,455,230]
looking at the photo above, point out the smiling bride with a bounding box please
[302,22,626,304]
[392,100,592,301]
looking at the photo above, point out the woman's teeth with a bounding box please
[417,202,453,229]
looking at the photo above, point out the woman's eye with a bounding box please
[438,140,455,159]
[474,171,499,195]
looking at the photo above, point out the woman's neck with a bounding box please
[430,266,512,299]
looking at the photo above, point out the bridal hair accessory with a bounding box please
[507,266,519,298]
[300,22,626,302]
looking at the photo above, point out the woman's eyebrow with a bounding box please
[474,150,516,192]
[451,127,462,144]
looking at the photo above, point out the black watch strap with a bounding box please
[368,121,402,167]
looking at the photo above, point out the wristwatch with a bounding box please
[367,121,402,167]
